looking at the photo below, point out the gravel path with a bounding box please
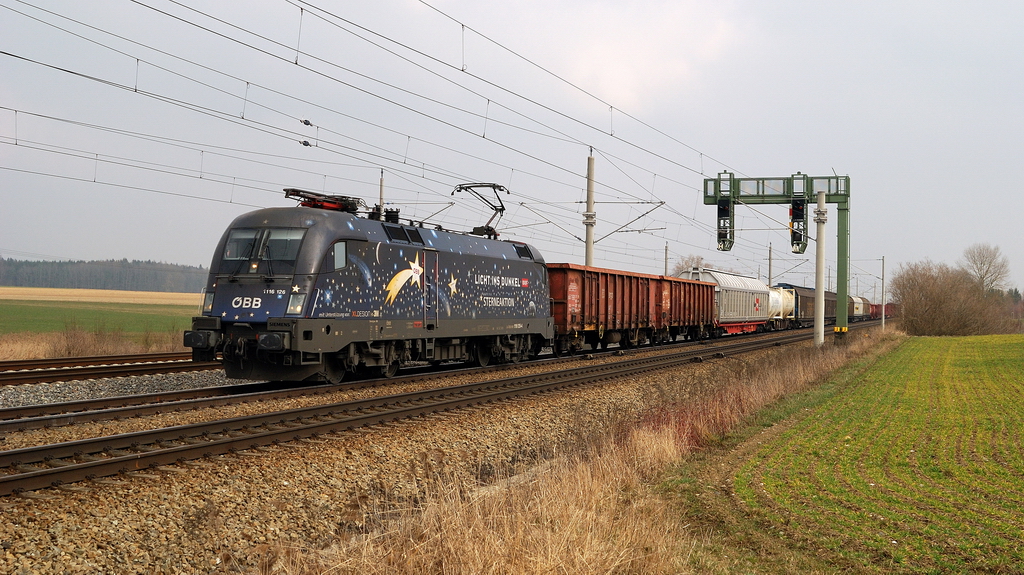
[0,344,781,574]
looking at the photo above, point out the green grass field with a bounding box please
[722,335,1024,573]
[0,299,195,335]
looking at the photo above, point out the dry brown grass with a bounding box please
[260,428,692,575]
[0,325,186,360]
[0,332,57,361]
[249,330,899,575]
[0,287,201,306]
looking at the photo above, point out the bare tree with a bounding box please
[891,259,1017,335]
[958,243,1010,293]
[670,254,705,277]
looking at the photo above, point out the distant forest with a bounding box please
[0,258,207,293]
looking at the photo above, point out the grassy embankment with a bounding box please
[0,287,198,359]
[260,332,1024,574]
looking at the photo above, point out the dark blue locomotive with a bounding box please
[184,189,554,382]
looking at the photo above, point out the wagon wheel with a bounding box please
[555,340,577,357]
[621,333,633,349]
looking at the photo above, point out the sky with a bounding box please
[2,0,1022,300]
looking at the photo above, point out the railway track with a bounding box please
[0,350,591,432]
[0,331,815,496]
[0,352,218,386]
[0,352,192,371]
[0,328,796,432]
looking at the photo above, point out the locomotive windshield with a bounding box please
[222,227,306,275]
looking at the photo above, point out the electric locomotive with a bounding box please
[184,188,554,382]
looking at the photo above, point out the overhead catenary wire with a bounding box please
[0,0,853,277]
[1,2,670,215]
[3,1,715,210]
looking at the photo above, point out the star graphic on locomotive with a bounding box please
[383,252,423,305]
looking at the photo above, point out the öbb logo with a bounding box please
[231,297,262,309]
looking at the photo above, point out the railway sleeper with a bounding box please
[42,458,73,468]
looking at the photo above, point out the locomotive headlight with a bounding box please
[183,330,214,348]
[286,293,306,315]
[202,292,216,314]
[258,332,289,351]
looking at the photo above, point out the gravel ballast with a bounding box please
[0,345,786,574]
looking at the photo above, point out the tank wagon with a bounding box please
[774,283,838,328]
[184,189,553,382]
[767,286,796,330]
[546,263,715,354]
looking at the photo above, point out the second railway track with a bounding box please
[0,352,219,386]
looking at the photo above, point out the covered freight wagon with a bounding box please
[848,295,871,322]
[775,283,838,327]
[682,268,770,335]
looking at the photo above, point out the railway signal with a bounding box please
[703,171,852,341]
[790,198,807,253]
[717,196,734,251]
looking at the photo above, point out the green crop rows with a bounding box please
[734,335,1024,573]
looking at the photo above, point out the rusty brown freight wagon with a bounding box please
[546,263,716,355]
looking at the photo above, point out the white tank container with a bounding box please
[769,287,795,319]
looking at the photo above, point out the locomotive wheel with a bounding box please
[475,342,493,367]
[323,358,346,384]
[552,341,565,358]
[376,359,400,378]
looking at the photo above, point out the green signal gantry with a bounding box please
[703,171,852,341]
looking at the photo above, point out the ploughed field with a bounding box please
[686,334,1024,573]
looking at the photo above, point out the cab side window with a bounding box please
[325,241,347,271]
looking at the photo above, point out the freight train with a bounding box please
[184,188,880,382]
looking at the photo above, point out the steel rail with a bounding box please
[0,356,557,431]
[0,331,814,496]
[0,359,220,386]
[0,352,193,372]
[0,380,300,429]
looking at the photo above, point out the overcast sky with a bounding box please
[2,0,1022,298]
